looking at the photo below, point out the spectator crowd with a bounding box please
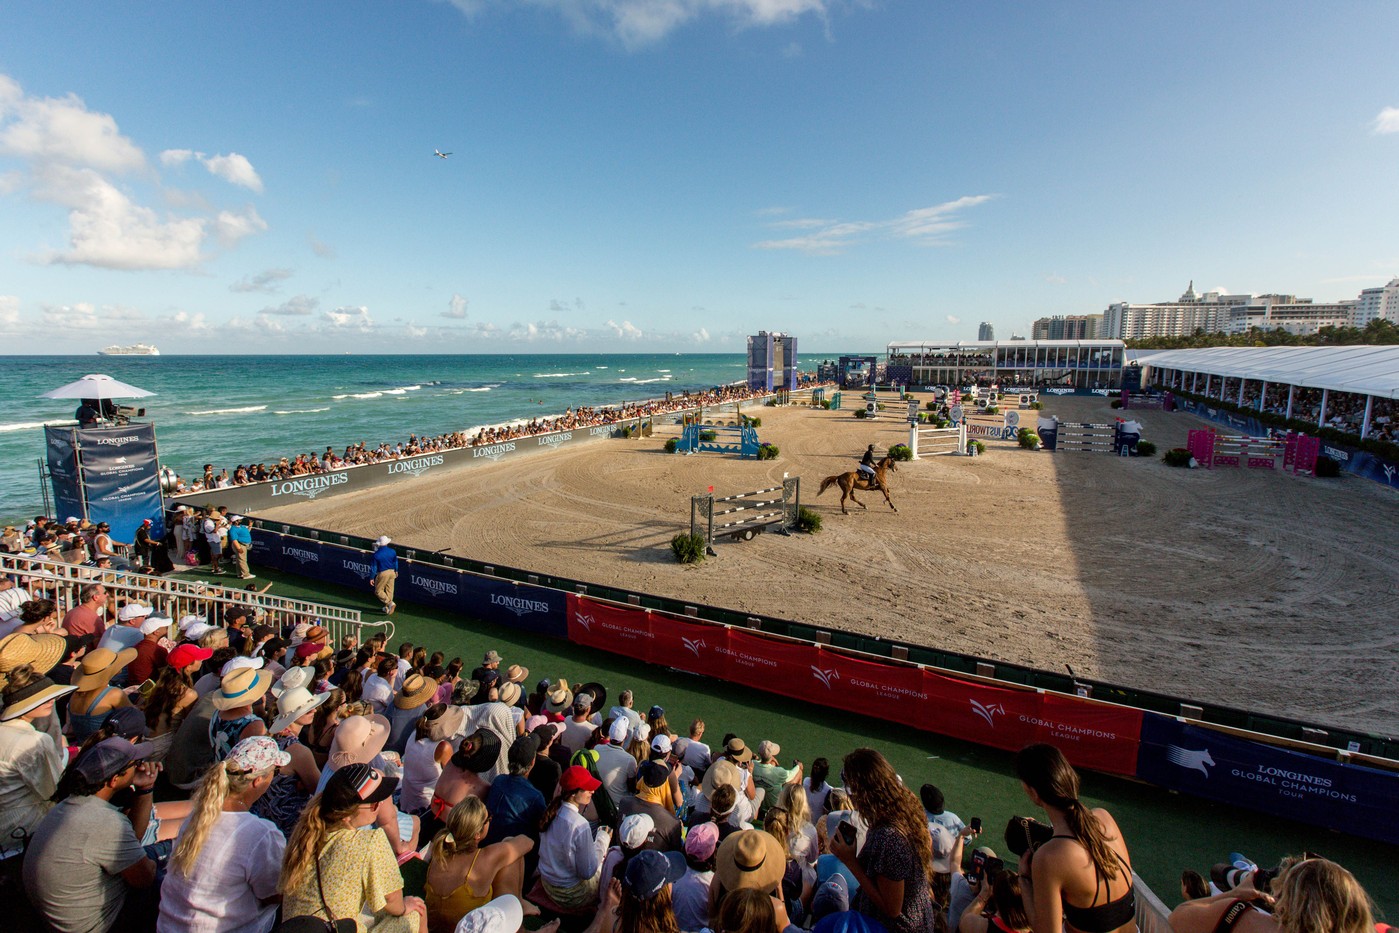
[0,549,1387,933]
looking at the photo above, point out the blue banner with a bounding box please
[1136,714,1399,845]
[75,424,166,543]
[44,427,86,523]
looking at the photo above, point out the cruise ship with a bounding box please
[97,344,161,356]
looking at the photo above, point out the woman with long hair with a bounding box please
[803,757,833,819]
[1168,857,1374,933]
[537,765,613,911]
[423,796,537,933]
[831,747,937,933]
[777,782,818,869]
[279,763,427,932]
[157,737,288,932]
[302,687,346,767]
[714,887,781,933]
[1013,743,1133,933]
[144,644,209,737]
[249,685,327,836]
[959,872,1032,933]
[618,849,685,933]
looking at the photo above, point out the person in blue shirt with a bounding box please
[371,535,398,614]
[227,516,254,580]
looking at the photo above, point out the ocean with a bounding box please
[0,353,757,524]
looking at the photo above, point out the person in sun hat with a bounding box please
[0,630,66,681]
[387,672,439,754]
[453,893,528,933]
[319,712,392,792]
[543,678,574,715]
[371,534,399,615]
[504,663,529,686]
[279,762,428,931]
[68,645,138,743]
[24,735,162,932]
[209,666,271,761]
[156,735,288,933]
[711,828,789,921]
[0,663,79,856]
[399,702,465,817]
[248,683,330,835]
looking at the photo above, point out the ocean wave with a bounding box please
[595,365,608,369]
[183,405,268,415]
[0,420,76,434]
[273,408,331,415]
[532,372,590,378]
[383,385,422,395]
[657,369,670,372]
[617,376,672,384]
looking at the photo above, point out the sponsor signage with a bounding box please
[1136,714,1399,845]
[44,426,86,525]
[70,423,166,541]
[169,420,645,513]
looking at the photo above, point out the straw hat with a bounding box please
[497,682,521,707]
[395,674,438,709]
[271,685,332,734]
[1,676,78,721]
[505,664,529,684]
[0,632,66,676]
[701,758,744,799]
[211,667,273,710]
[714,829,787,894]
[74,646,138,691]
[328,714,390,767]
[543,679,573,713]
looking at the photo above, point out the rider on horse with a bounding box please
[857,444,877,484]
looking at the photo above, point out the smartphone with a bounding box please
[837,820,856,845]
[969,817,982,834]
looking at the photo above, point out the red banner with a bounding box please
[565,595,1142,776]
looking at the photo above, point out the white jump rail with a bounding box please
[906,422,968,459]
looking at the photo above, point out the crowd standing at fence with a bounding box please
[0,542,1387,933]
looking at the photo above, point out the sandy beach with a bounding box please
[263,395,1399,737]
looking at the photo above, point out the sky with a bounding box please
[1,1,1397,355]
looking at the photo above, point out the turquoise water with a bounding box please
[0,353,756,523]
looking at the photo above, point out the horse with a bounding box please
[817,455,899,515]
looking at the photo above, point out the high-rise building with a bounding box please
[1354,278,1399,327]
[746,331,798,391]
[977,322,995,340]
[1031,314,1102,339]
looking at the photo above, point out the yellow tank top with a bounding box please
[425,849,494,933]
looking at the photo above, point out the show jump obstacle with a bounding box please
[905,422,969,458]
[1120,389,1175,411]
[690,476,801,555]
[1187,429,1319,474]
[1037,416,1143,455]
[680,421,761,458]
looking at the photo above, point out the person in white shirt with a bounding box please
[0,576,33,634]
[361,656,397,715]
[537,766,613,910]
[158,736,288,933]
[0,665,77,858]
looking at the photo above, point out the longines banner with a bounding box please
[46,424,166,541]
[1136,715,1399,846]
[169,420,647,513]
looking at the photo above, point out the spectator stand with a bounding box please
[0,552,377,646]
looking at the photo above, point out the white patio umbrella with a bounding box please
[39,374,155,400]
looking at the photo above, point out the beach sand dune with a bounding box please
[264,396,1399,736]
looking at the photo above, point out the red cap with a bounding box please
[168,643,214,671]
[560,765,602,793]
[295,641,324,660]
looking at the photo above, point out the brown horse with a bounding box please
[817,455,899,514]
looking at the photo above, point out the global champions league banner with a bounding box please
[250,527,1399,847]
[45,423,166,541]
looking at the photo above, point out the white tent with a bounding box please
[1133,346,1399,400]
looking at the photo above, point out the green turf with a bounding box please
[200,566,1399,920]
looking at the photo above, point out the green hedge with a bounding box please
[670,533,707,563]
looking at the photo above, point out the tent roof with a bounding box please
[1130,346,1399,399]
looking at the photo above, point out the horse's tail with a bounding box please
[818,475,839,496]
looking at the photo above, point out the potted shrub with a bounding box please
[1162,448,1193,467]
[889,444,913,461]
[664,437,679,454]
[670,533,707,563]
[1135,441,1157,457]
[795,507,822,533]
[1017,429,1040,449]
[756,443,780,461]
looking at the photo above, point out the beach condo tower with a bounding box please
[747,331,798,392]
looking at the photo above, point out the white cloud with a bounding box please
[507,319,584,342]
[753,194,996,254]
[0,78,145,172]
[201,152,263,192]
[443,293,469,319]
[0,295,19,331]
[0,74,266,270]
[945,315,961,325]
[692,327,711,342]
[38,301,145,331]
[450,0,831,48]
[406,323,428,338]
[307,233,336,259]
[605,319,643,339]
[261,294,319,316]
[321,305,374,331]
[1373,107,1399,135]
[231,268,293,293]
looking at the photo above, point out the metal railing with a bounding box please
[0,553,389,649]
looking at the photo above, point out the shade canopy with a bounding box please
[39,374,156,400]
[1132,346,1399,400]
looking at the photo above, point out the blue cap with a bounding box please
[74,737,154,785]
[102,706,149,740]
[623,850,686,899]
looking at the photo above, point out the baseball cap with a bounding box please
[102,706,149,739]
[638,759,669,789]
[455,894,524,933]
[324,762,398,809]
[618,813,655,849]
[685,820,720,860]
[176,613,204,633]
[117,603,152,622]
[139,614,172,635]
[508,733,541,771]
[167,643,213,671]
[607,717,630,744]
[811,873,850,921]
[74,737,154,785]
[651,734,672,755]
[221,656,265,677]
[226,735,292,773]
[559,765,602,794]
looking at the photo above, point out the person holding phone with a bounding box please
[830,748,937,933]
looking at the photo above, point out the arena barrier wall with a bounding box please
[248,526,1399,845]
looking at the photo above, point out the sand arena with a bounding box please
[263,395,1399,737]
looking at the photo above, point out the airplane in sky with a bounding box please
[434,149,451,159]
